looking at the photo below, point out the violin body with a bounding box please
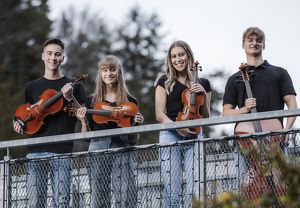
[235,119,284,147]
[92,101,138,128]
[176,89,204,133]
[176,61,205,134]
[14,89,64,135]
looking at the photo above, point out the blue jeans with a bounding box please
[234,150,248,190]
[26,152,71,208]
[159,130,202,208]
[88,137,137,208]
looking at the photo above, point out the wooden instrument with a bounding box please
[14,74,88,135]
[234,63,285,201]
[65,101,138,128]
[176,61,205,133]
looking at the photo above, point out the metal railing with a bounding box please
[0,109,300,208]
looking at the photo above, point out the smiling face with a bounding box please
[243,34,265,57]
[100,64,119,86]
[42,44,64,72]
[170,46,188,73]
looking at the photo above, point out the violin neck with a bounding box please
[190,93,197,106]
[43,80,81,108]
[43,91,63,108]
[86,109,111,116]
[190,68,198,106]
[244,80,263,133]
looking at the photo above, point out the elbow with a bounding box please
[155,112,164,123]
[156,114,161,123]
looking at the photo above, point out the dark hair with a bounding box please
[42,38,65,51]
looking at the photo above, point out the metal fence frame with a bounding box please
[0,108,300,207]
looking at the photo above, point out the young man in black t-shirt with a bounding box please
[13,38,86,207]
[223,27,297,194]
[223,27,297,126]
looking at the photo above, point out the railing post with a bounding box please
[3,148,11,208]
[199,140,207,207]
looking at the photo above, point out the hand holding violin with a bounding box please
[244,98,256,113]
[75,107,87,123]
[190,83,207,95]
[13,120,24,134]
[134,112,144,125]
[61,82,75,102]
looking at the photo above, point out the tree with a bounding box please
[204,69,229,137]
[0,0,51,139]
[113,6,165,143]
[0,0,52,158]
[54,7,113,92]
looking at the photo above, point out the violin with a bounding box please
[234,63,286,201]
[176,61,205,133]
[65,101,138,128]
[14,74,88,135]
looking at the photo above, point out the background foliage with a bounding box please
[0,0,227,157]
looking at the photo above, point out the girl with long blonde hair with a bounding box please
[155,40,211,207]
[76,55,143,208]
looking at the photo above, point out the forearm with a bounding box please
[283,94,298,129]
[156,112,173,124]
[285,117,296,130]
[80,119,90,132]
[223,106,249,116]
[67,96,82,109]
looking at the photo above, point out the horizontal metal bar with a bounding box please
[0,108,299,149]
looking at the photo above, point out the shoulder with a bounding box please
[154,74,167,87]
[25,77,45,89]
[263,61,286,72]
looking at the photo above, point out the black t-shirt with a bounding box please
[223,60,296,113]
[25,76,86,154]
[156,74,212,121]
[86,95,138,145]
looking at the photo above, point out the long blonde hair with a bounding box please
[155,40,196,95]
[92,55,131,105]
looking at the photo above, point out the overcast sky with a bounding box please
[49,0,300,127]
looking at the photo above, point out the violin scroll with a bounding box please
[191,61,202,72]
[235,63,255,83]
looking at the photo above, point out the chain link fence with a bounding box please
[1,129,299,208]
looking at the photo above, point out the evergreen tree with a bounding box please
[113,6,165,143]
[55,7,113,93]
[0,0,51,141]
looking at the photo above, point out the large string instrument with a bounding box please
[14,74,88,135]
[176,61,205,133]
[234,63,286,200]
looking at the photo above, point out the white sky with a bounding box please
[49,0,300,128]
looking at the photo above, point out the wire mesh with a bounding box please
[2,129,300,208]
